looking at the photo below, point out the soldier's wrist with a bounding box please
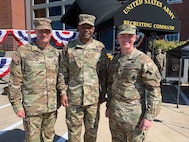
[60,93,66,96]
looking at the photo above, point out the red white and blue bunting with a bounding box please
[0,30,9,44]
[0,29,78,78]
[12,30,37,45]
[0,29,78,46]
[0,57,11,78]
[52,30,78,46]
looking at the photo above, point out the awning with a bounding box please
[61,0,122,31]
[61,0,181,35]
[166,41,189,108]
[167,42,189,59]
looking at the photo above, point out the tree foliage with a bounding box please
[149,39,188,53]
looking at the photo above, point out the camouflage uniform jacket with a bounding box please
[8,43,65,116]
[62,38,108,106]
[107,48,162,121]
[154,53,165,70]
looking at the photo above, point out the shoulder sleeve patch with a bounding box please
[12,54,20,64]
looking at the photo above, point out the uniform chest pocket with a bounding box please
[85,50,101,68]
[120,64,140,83]
[72,49,101,68]
[23,55,42,72]
[71,51,83,68]
[46,56,59,69]
[108,62,119,75]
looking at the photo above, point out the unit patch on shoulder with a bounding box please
[12,54,20,64]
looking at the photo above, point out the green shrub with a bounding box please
[149,39,188,53]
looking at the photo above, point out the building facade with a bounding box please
[0,0,188,51]
[0,0,25,51]
[0,0,74,51]
[169,0,189,41]
[30,0,75,30]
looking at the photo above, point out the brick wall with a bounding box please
[11,0,26,29]
[0,0,12,28]
[171,0,189,40]
[0,0,26,51]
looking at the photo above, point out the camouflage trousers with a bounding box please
[66,103,100,142]
[108,99,147,142]
[109,118,146,142]
[23,111,57,142]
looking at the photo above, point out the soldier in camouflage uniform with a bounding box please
[61,14,108,142]
[8,18,65,142]
[106,24,162,142]
[154,48,166,77]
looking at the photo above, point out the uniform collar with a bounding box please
[74,38,94,49]
[30,42,53,52]
[119,48,137,59]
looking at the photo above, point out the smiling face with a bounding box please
[117,33,137,54]
[35,29,52,43]
[35,29,52,49]
[78,24,95,43]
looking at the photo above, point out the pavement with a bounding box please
[0,72,189,142]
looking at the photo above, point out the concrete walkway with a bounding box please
[0,74,189,142]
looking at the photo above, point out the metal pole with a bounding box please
[25,0,32,43]
[176,58,182,108]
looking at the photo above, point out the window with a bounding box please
[100,29,114,53]
[65,5,71,12]
[34,0,45,4]
[49,6,62,16]
[49,0,61,2]
[32,0,75,30]
[167,0,183,4]
[165,33,180,41]
[65,5,76,30]
[52,21,63,30]
[65,25,76,30]
[34,9,46,18]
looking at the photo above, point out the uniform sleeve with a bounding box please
[57,51,67,95]
[106,60,113,108]
[56,47,69,95]
[98,48,108,101]
[141,57,162,121]
[8,49,24,113]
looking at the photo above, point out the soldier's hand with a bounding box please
[16,110,25,118]
[61,94,69,107]
[139,118,153,131]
